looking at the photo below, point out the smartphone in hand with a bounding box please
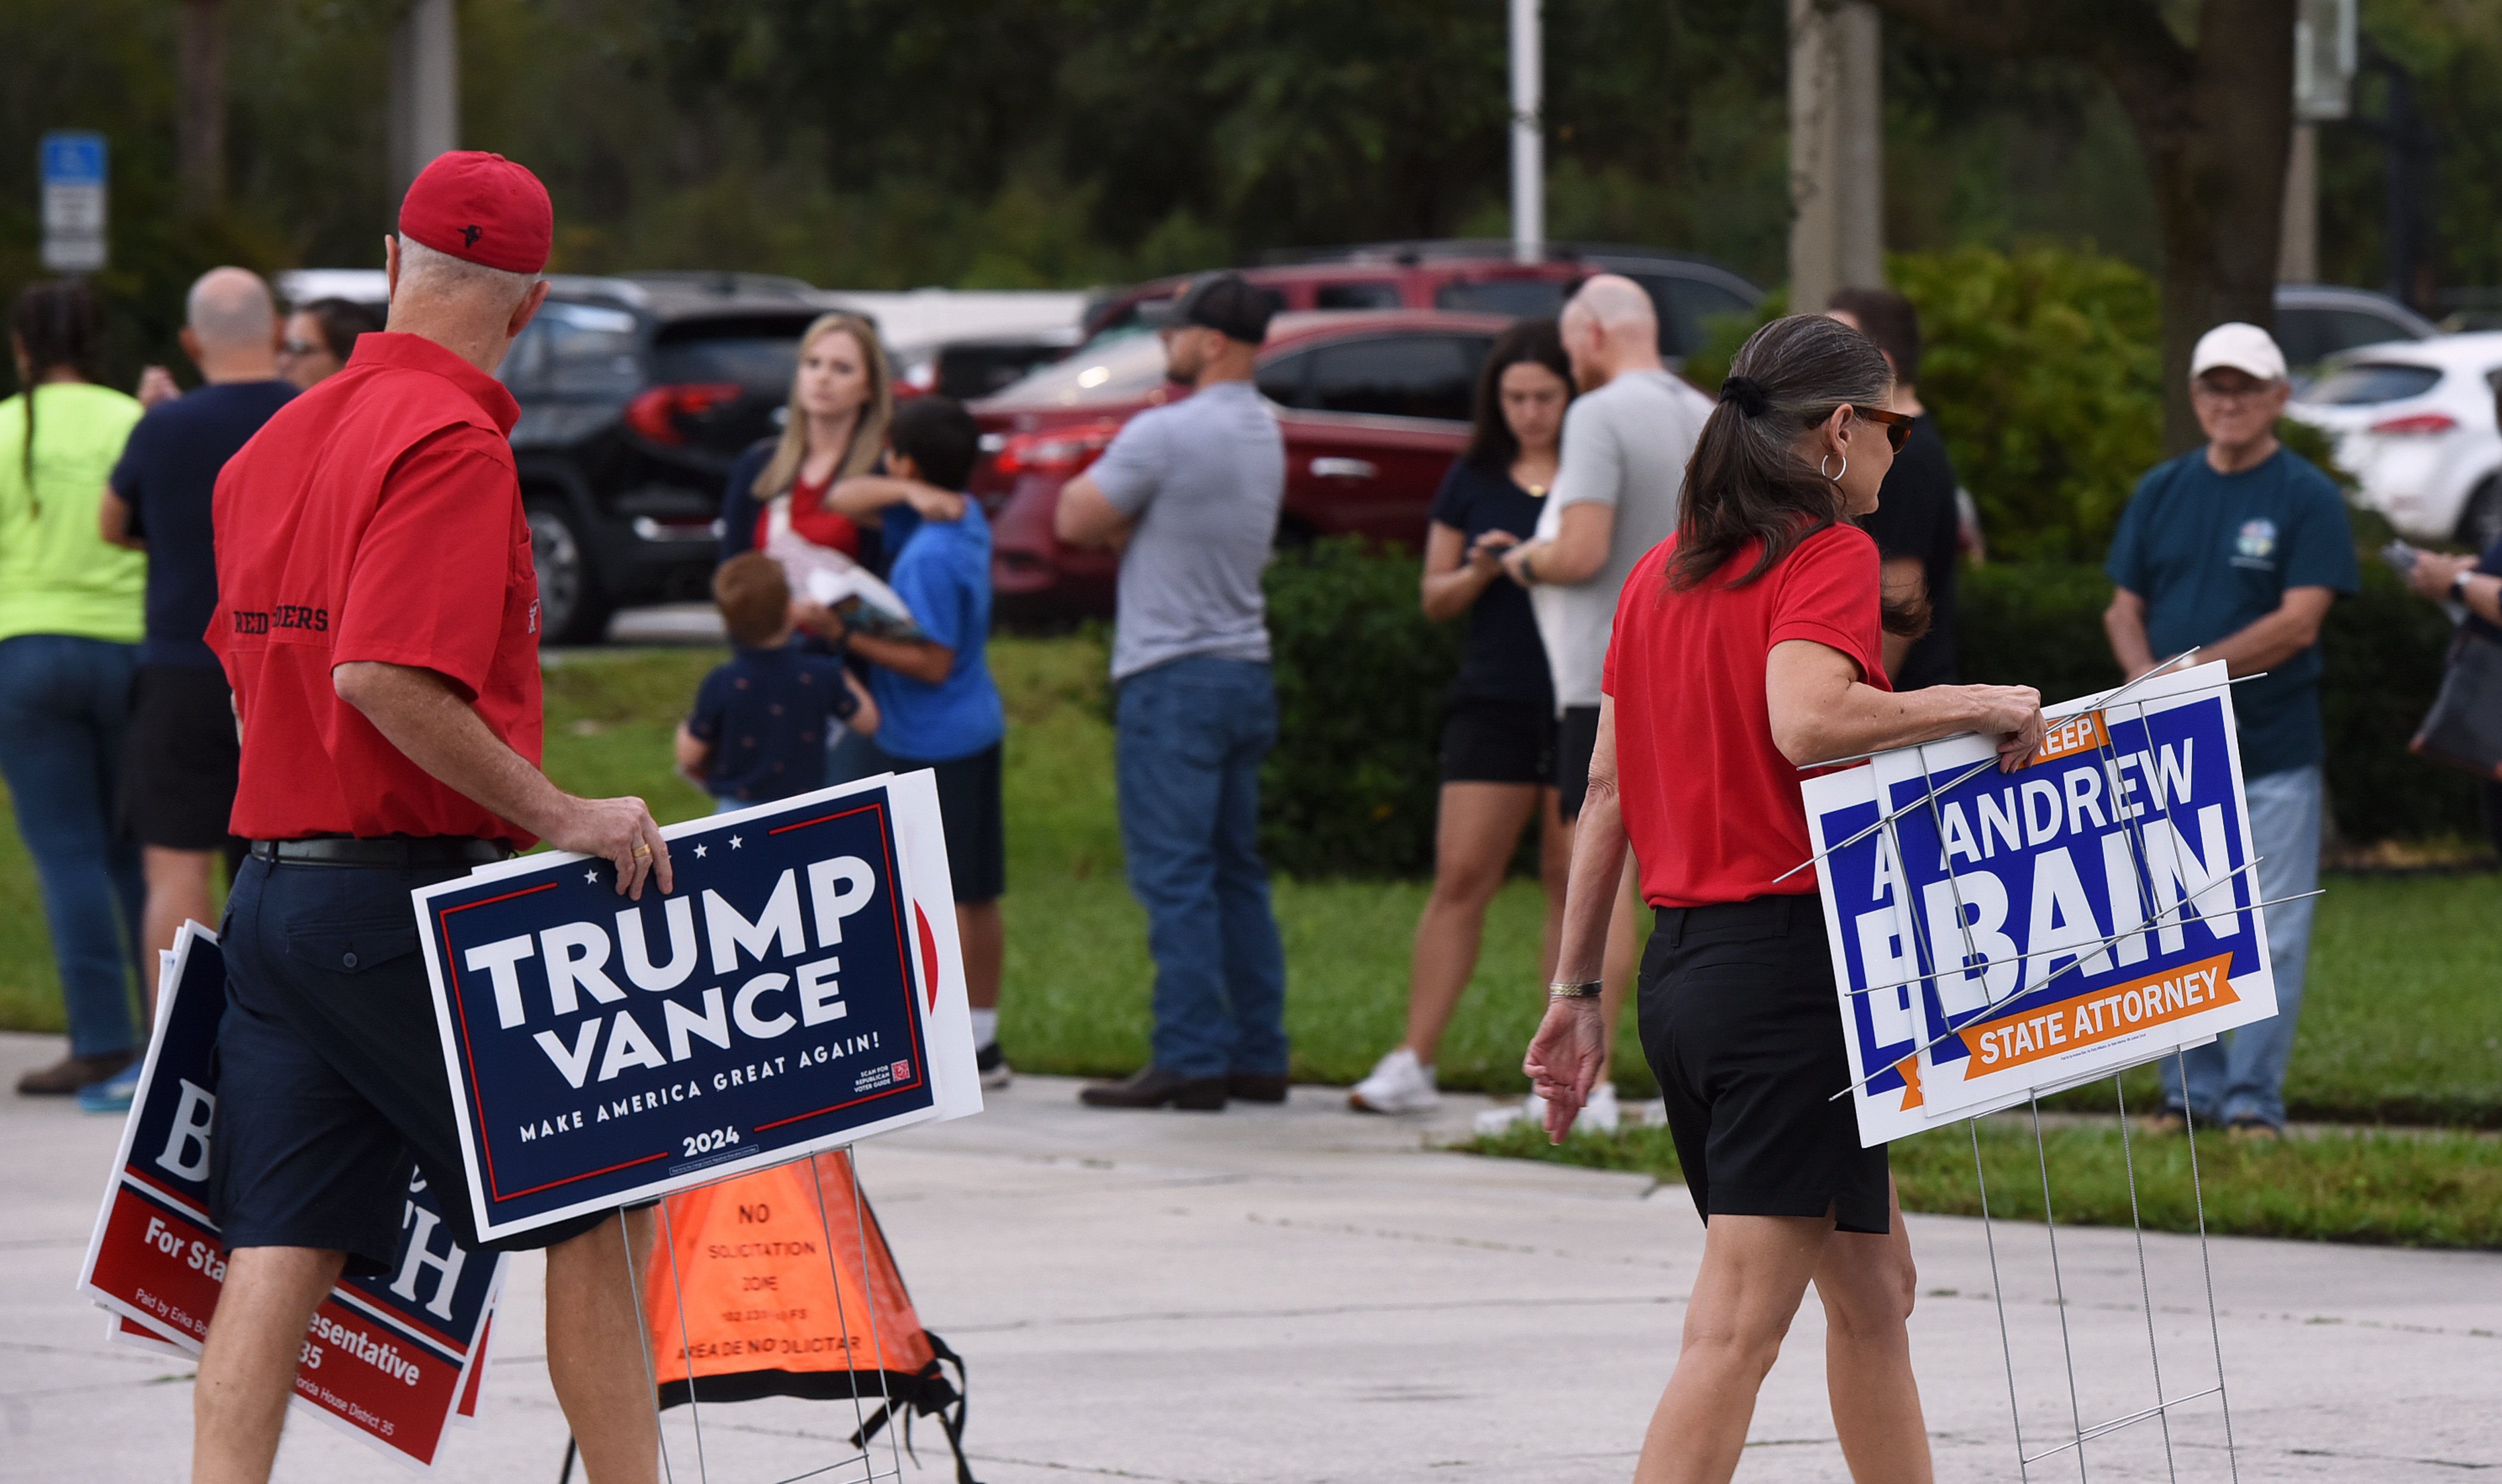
[2382,539,2422,575]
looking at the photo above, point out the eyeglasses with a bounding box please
[1854,405,1914,452]
[2190,378,2274,403]
[278,339,323,360]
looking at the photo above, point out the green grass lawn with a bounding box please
[4,635,2497,1128]
[1470,1115,2502,1250]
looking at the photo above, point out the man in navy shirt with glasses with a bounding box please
[2103,321,2358,1140]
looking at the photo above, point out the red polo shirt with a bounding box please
[1602,524,1890,909]
[209,332,543,847]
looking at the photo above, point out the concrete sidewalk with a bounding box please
[4,1029,2495,1483]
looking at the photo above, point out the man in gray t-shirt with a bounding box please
[1086,374,1283,682]
[1054,273,1290,1112]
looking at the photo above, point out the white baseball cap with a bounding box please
[2190,322,2288,383]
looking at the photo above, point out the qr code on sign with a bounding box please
[890,1060,911,1081]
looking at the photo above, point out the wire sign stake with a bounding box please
[1795,662,2277,1479]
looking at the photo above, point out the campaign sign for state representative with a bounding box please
[416,771,981,1243]
[1805,662,2279,1145]
[79,924,504,1470]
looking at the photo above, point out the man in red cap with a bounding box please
[191,151,668,1484]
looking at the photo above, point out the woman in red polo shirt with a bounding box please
[1523,313,2044,1484]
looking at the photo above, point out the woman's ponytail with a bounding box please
[1668,314,1891,593]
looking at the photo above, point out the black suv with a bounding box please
[502,273,823,642]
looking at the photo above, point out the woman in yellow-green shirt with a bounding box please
[2,281,149,1102]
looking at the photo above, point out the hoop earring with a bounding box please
[1821,453,1848,483]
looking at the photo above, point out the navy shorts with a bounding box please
[209,854,617,1273]
[1438,698,1555,786]
[877,742,1004,904]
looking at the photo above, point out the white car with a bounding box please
[2289,332,2502,552]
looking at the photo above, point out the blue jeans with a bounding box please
[0,635,145,1058]
[1115,655,1288,1079]
[2159,764,2322,1128]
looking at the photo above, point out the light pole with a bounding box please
[390,0,460,198]
[1509,0,1543,265]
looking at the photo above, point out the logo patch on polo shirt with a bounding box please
[2232,517,2277,570]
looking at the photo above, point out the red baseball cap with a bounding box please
[397,151,552,275]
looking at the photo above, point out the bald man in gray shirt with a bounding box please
[1054,273,1290,1112]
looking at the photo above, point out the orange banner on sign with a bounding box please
[1956,953,2238,1075]
[2028,709,2109,766]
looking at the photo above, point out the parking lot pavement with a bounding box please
[5,1027,2496,1483]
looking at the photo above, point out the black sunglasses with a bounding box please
[1854,405,1914,453]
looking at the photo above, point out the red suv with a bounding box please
[1082,241,1761,365]
[974,310,1517,619]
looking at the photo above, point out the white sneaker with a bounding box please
[1472,1084,1620,1136]
[1348,1047,1440,1115]
[1473,1090,1545,1135]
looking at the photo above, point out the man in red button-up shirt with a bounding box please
[194,154,667,1484]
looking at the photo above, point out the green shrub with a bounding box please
[1894,245,2166,563]
[1692,244,2169,564]
[1261,538,1458,878]
[1956,562,2123,704]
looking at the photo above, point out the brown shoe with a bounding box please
[2227,1118,2282,1142]
[1226,1071,1289,1104]
[17,1049,135,1097]
[1078,1068,1227,1110]
[2137,1109,2187,1136]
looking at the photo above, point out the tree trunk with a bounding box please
[2134,0,2294,452]
[177,0,226,214]
[1865,0,2295,453]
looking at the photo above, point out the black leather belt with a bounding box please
[250,835,511,869]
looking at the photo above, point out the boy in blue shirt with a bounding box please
[796,397,1010,1085]
[2103,322,2359,1139]
[677,553,878,807]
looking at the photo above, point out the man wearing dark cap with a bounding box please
[192,152,670,1484]
[1054,272,1290,1110]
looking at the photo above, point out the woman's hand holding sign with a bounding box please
[1973,686,2048,771]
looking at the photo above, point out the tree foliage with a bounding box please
[1897,245,2164,562]
[7,0,2502,397]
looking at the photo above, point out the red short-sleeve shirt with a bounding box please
[754,470,863,558]
[209,332,544,847]
[1602,523,1891,909]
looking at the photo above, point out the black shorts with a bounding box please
[210,853,617,1272]
[120,665,242,853]
[1555,705,1601,820]
[1637,893,1891,1235]
[1438,698,1555,786]
[882,742,1004,904]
